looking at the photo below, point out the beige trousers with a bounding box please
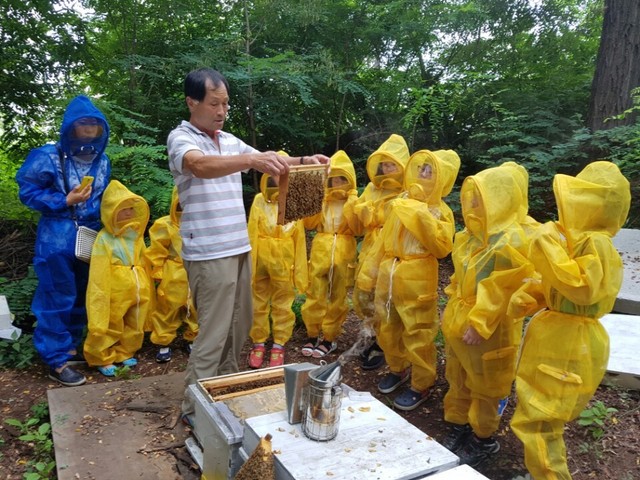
[181,253,253,416]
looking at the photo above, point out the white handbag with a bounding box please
[75,225,98,263]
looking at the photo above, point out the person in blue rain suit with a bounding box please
[16,95,111,387]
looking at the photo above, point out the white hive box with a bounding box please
[242,391,458,480]
[0,295,21,340]
[417,464,490,479]
[190,366,287,480]
[612,228,640,315]
[600,313,640,390]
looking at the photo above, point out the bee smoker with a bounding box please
[301,359,343,441]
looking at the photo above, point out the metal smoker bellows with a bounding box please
[301,359,343,441]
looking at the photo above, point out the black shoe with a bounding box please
[457,434,500,467]
[156,347,172,363]
[442,423,472,452]
[362,342,386,370]
[48,365,86,387]
[185,342,193,354]
[377,369,410,394]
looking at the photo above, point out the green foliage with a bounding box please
[114,365,141,380]
[578,400,618,441]
[0,149,38,223]
[292,293,306,329]
[0,332,37,369]
[5,402,55,479]
[0,266,38,328]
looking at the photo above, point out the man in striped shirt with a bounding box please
[168,68,329,423]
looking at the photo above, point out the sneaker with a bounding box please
[442,423,472,453]
[268,347,285,367]
[121,357,137,367]
[97,365,117,377]
[312,340,337,358]
[457,434,500,467]
[301,337,318,357]
[48,365,86,387]
[393,387,430,411]
[248,344,266,369]
[378,368,410,394]
[185,342,193,354]
[156,347,172,363]
[362,341,386,370]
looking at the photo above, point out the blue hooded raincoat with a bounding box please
[16,95,111,369]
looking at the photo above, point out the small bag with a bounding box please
[75,225,98,263]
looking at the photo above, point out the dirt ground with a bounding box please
[1,257,639,479]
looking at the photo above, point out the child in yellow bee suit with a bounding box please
[247,170,308,368]
[348,134,409,370]
[510,161,630,480]
[441,162,536,467]
[84,180,152,376]
[145,186,198,363]
[358,149,460,410]
[300,150,359,358]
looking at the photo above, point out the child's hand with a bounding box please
[462,326,484,345]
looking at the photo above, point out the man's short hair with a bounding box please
[184,68,229,101]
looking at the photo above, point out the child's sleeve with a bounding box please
[394,199,455,259]
[531,224,614,305]
[86,233,113,335]
[468,244,535,339]
[145,218,171,280]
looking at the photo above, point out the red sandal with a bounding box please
[248,344,266,369]
[268,346,285,367]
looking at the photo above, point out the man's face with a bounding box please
[188,80,230,131]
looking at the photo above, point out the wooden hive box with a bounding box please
[277,164,328,225]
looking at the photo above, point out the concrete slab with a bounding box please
[48,371,193,480]
[612,228,640,315]
[601,313,640,390]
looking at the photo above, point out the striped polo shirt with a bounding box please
[167,121,258,261]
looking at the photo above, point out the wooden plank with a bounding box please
[48,372,189,480]
[214,383,285,401]
[199,368,284,389]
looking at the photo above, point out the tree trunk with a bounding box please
[586,0,640,132]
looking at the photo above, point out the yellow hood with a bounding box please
[366,134,410,189]
[405,149,460,204]
[554,160,630,239]
[461,164,523,238]
[327,150,357,193]
[100,180,149,237]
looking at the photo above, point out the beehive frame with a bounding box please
[277,164,328,225]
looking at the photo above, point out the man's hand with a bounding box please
[253,151,290,177]
[66,183,91,206]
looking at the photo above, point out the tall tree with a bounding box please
[587,0,640,131]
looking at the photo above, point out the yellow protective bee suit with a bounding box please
[301,150,359,342]
[510,161,630,480]
[359,150,460,391]
[84,180,152,366]
[442,163,535,438]
[349,134,410,322]
[248,173,308,346]
[145,187,198,346]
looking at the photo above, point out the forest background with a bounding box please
[0,0,639,476]
[2,0,640,375]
